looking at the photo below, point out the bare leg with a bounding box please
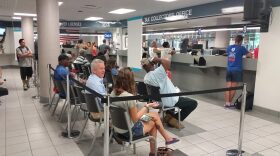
[229,82,238,103]
[147,112,172,142]
[225,82,232,104]
[143,120,157,154]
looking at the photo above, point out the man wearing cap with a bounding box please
[141,57,197,129]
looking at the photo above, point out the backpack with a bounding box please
[193,56,206,66]
[234,92,254,111]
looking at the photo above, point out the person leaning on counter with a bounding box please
[225,35,252,108]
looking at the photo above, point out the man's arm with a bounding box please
[152,57,170,71]
[246,52,252,58]
[16,48,33,58]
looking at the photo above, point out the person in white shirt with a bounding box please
[141,57,198,129]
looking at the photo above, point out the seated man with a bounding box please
[141,57,198,129]
[73,49,90,66]
[54,54,71,97]
[86,59,106,118]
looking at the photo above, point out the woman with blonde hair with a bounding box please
[111,67,179,156]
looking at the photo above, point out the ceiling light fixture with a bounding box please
[85,17,103,21]
[143,27,260,36]
[14,13,37,17]
[12,17,37,20]
[222,6,244,14]
[58,2,63,6]
[155,0,177,2]
[165,15,185,21]
[109,8,136,14]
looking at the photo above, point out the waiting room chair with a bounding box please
[110,105,157,155]
[78,91,104,155]
[145,84,181,130]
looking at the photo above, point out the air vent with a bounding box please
[82,4,101,9]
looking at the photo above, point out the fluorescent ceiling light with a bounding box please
[12,17,37,20]
[143,27,260,36]
[85,17,103,21]
[165,15,185,21]
[58,2,63,6]
[14,12,37,17]
[109,8,136,14]
[222,6,244,14]
[155,0,177,2]
[12,17,21,20]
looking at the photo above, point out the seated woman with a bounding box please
[111,67,179,156]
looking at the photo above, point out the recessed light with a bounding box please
[165,15,185,21]
[12,17,37,20]
[85,17,103,21]
[58,2,63,6]
[109,8,136,14]
[155,0,177,2]
[14,13,37,17]
[222,6,244,14]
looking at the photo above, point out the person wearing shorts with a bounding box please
[225,35,252,108]
[16,39,33,91]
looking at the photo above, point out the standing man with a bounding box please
[98,39,110,55]
[16,39,33,91]
[225,35,252,108]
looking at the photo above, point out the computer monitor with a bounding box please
[192,44,203,50]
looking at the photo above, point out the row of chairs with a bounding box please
[48,76,157,155]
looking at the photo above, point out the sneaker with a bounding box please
[167,117,185,129]
[23,85,28,91]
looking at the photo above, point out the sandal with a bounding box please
[166,138,180,145]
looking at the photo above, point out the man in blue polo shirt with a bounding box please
[225,35,252,108]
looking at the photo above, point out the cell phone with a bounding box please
[140,114,152,122]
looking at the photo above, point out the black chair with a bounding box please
[81,65,91,78]
[104,71,114,93]
[78,91,103,155]
[49,76,67,116]
[73,63,84,78]
[135,81,149,102]
[146,84,181,130]
[59,81,80,122]
[110,105,157,155]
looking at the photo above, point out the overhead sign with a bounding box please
[104,32,112,39]
[143,9,192,24]
[142,0,245,25]
[59,21,124,28]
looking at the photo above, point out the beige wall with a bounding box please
[254,7,280,111]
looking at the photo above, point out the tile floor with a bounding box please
[1,68,280,156]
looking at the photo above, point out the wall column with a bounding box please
[127,17,143,68]
[21,17,34,53]
[36,0,60,103]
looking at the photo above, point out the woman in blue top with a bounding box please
[225,35,252,108]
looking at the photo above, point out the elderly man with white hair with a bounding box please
[86,59,106,108]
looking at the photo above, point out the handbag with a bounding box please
[157,147,174,156]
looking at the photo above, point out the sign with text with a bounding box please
[104,32,112,39]
[143,9,192,24]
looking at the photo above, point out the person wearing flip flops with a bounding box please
[111,67,179,156]
[225,35,252,108]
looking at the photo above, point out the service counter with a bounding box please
[117,50,257,100]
